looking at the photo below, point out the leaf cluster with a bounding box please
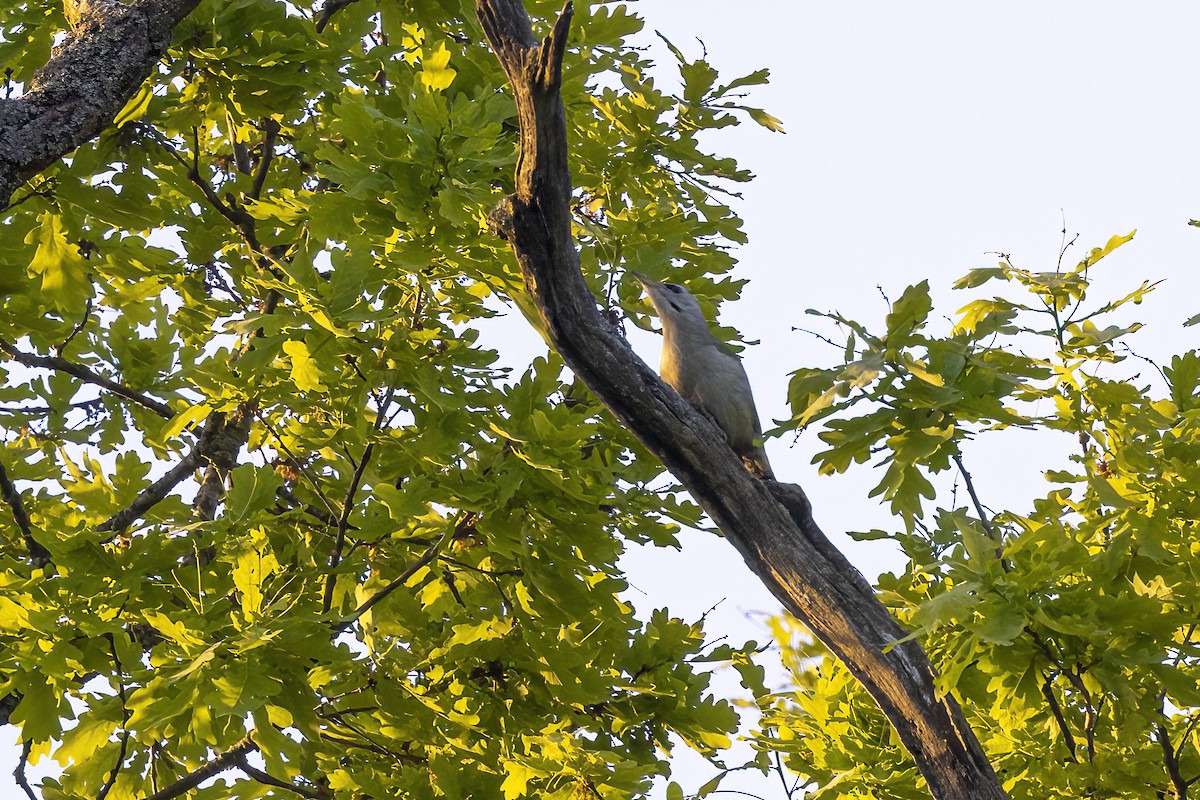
[0,1,780,797]
[761,234,1200,798]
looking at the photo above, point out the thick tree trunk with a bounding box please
[0,0,200,209]
[474,2,1008,798]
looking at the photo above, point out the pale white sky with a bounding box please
[620,2,1200,796]
[7,3,1200,798]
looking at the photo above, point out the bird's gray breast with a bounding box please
[661,338,761,452]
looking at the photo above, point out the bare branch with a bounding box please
[323,442,375,613]
[15,739,37,800]
[1158,721,1190,800]
[0,337,173,418]
[1040,674,1078,762]
[314,0,360,33]
[259,412,339,519]
[141,734,258,800]
[951,453,1007,565]
[335,513,468,630]
[193,409,255,522]
[238,759,331,800]
[98,407,251,537]
[249,118,281,201]
[57,294,94,356]
[98,447,201,537]
[96,634,132,800]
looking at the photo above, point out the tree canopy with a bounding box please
[764,236,1200,799]
[0,1,777,797]
[3,1,1199,800]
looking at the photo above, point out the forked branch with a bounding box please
[474,2,1007,797]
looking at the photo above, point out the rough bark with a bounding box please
[0,0,200,210]
[475,2,1008,798]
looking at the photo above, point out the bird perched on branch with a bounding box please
[632,272,774,479]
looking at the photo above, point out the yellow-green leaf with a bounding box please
[113,83,154,127]
[26,213,92,311]
[233,547,278,620]
[283,339,324,391]
[745,106,785,133]
[421,42,457,92]
[159,403,212,442]
[501,763,539,799]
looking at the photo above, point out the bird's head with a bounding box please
[630,272,707,333]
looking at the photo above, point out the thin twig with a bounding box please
[0,337,172,418]
[1040,674,1078,762]
[443,570,466,607]
[56,294,93,356]
[334,517,462,631]
[5,185,54,210]
[1180,714,1200,760]
[0,399,105,416]
[257,413,338,519]
[15,738,36,800]
[274,486,339,527]
[96,635,132,800]
[773,750,795,799]
[249,119,281,201]
[951,453,1006,564]
[438,555,521,577]
[141,123,265,259]
[237,759,330,800]
[790,326,843,349]
[1122,343,1170,388]
[1055,214,1079,274]
[323,714,422,766]
[322,442,375,613]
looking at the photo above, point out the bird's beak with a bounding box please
[629,271,663,312]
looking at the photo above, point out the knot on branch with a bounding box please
[765,480,815,529]
[486,195,517,241]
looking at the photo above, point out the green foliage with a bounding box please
[762,236,1200,797]
[0,1,779,797]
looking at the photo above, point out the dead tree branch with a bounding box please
[474,2,1006,797]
